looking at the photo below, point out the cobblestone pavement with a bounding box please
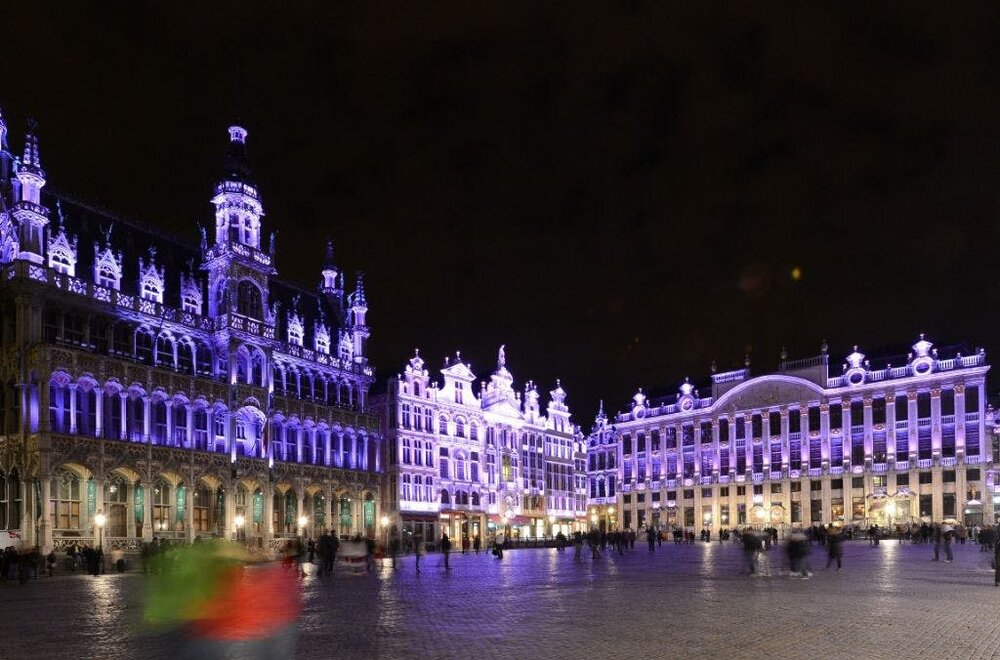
[4,540,1000,660]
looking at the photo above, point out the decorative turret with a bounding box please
[524,381,540,417]
[46,202,78,276]
[13,120,49,264]
[320,239,344,312]
[137,247,166,303]
[595,400,607,427]
[314,305,331,354]
[93,225,123,291]
[349,271,369,363]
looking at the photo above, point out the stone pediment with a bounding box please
[714,376,823,414]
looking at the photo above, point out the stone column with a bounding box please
[886,393,897,465]
[165,400,174,447]
[693,424,702,479]
[224,487,235,542]
[186,405,194,450]
[142,480,153,542]
[263,484,274,546]
[863,398,874,462]
[297,491,306,537]
[119,393,127,440]
[142,396,151,442]
[743,415,753,474]
[780,409,790,469]
[907,391,918,461]
[728,416,737,473]
[68,384,78,434]
[95,389,103,439]
[819,403,830,471]
[931,388,942,458]
[38,474,52,550]
[954,384,967,456]
[761,414,771,473]
[185,484,195,542]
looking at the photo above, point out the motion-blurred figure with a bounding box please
[145,539,302,659]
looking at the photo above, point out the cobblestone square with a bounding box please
[4,540,1000,660]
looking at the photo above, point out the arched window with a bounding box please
[0,470,20,530]
[193,485,212,533]
[455,418,465,438]
[155,335,174,368]
[105,475,128,537]
[177,341,194,374]
[471,492,480,507]
[469,424,478,441]
[440,489,450,505]
[52,472,81,530]
[438,416,448,435]
[135,330,154,363]
[236,281,262,320]
[152,479,172,533]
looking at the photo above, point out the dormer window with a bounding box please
[141,279,161,302]
[50,252,72,275]
[288,325,303,346]
[455,382,463,404]
[182,294,200,315]
[97,267,117,290]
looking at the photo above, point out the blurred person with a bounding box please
[440,532,451,570]
[743,528,760,576]
[826,527,843,571]
[414,534,425,572]
[145,540,301,659]
[787,530,811,578]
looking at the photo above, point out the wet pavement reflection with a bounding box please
[4,540,1000,659]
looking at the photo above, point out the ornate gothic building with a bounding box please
[377,347,587,546]
[0,109,382,553]
[591,338,995,534]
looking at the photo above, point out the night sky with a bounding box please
[5,4,1000,424]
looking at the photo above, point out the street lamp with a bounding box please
[380,515,390,549]
[95,511,106,550]
[297,515,309,536]
[234,514,245,543]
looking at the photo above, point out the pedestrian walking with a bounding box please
[573,531,583,559]
[993,539,1000,587]
[646,527,656,552]
[787,530,811,578]
[743,528,760,576]
[826,528,843,570]
[414,534,425,573]
[473,535,481,554]
[441,533,452,570]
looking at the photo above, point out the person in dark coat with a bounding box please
[646,527,656,552]
[826,528,843,570]
[440,533,452,570]
[993,540,1000,587]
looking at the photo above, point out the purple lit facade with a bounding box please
[376,348,588,546]
[592,338,995,533]
[0,109,382,552]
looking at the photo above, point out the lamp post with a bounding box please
[380,515,390,550]
[297,515,309,538]
[95,511,106,575]
[95,511,106,550]
[234,514,246,544]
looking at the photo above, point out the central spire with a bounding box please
[223,124,253,185]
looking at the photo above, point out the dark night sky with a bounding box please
[5,3,1000,424]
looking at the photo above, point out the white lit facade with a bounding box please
[379,348,587,545]
[594,338,995,534]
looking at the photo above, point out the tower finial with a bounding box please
[353,271,367,306]
[498,344,506,368]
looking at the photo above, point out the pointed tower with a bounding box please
[13,121,49,264]
[547,379,571,433]
[0,107,17,264]
[319,239,344,320]
[202,124,275,321]
[348,271,369,364]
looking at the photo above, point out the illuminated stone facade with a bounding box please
[594,338,995,534]
[0,109,382,552]
[377,348,587,547]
